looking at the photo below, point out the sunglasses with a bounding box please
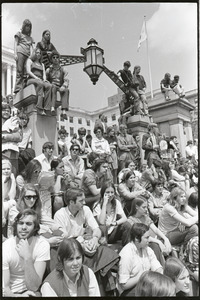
[52,56,59,59]
[72,148,79,152]
[24,195,38,201]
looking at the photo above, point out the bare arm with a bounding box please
[8,173,16,200]
[26,58,41,80]
[88,184,100,196]
[121,271,143,291]
[14,36,19,61]
[16,239,47,292]
[172,210,198,227]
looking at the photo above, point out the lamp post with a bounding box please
[81,38,104,85]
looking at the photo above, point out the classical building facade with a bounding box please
[2,46,16,96]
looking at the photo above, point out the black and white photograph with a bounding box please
[2,2,198,297]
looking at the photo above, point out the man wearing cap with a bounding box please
[117,124,138,170]
[170,75,185,99]
[142,123,161,167]
[118,61,141,115]
[46,50,69,119]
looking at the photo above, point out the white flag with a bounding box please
[137,21,147,52]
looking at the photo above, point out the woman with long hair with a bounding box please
[26,47,52,115]
[158,187,198,246]
[16,159,42,192]
[164,257,192,296]
[81,158,111,209]
[135,270,176,297]
[121,197,171,266]
[41,238,100,296]
[118,170,146,216]
[36,30,57,69]
[93,181,127,244]
[14,19,34,93]
[8,183,62,247]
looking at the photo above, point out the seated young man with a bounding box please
[3,209,50,297]
[117,223,163,296]
[54,188,101,251]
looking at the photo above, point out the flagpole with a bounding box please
[144,16,154,99]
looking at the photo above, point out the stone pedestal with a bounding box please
[147,92,195,158]
[13,84,60,156]
[127,114,152,165]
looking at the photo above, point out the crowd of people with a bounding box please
[2,18,199,297]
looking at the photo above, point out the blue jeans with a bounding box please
[166,224,198,246]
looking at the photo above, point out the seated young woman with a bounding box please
[41,237,100,296]
[81,158,112,210]
[164,257,193,297]
[16,159,42,192]
[135,270,176,297]
[8,183,63,247]
[50,158,70,215]
[26,47,52,115]
[158,186,198,247]
[121,197,171,266]
[117,223,163,296]
[117,170,146,216]
[93,181,127,244]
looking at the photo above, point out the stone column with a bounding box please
[169,119,186,157]
[2,71,6,97]
[12,65,16,94]
[13,84,58,156]
[6,64,12,95]
[127,114,151,165]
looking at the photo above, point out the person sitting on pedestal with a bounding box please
[170,75,186,99]
[118,61,142,115]
[14,19,35,94]
[26,48,52,115]
[46,50,69,118]
[36,30,57,70]
[132,65,149,115]
[160,73,172,101]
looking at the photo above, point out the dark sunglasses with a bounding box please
[24,195,38,201]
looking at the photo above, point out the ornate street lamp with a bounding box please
[81,38,104,85]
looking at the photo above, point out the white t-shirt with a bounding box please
[93,199,125,234]
[3,236,50,294]
[117,242,162,294]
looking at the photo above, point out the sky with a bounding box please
[2,2,198,112]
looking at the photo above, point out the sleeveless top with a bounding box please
[43,265,90,296]
[29,62,43,79]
